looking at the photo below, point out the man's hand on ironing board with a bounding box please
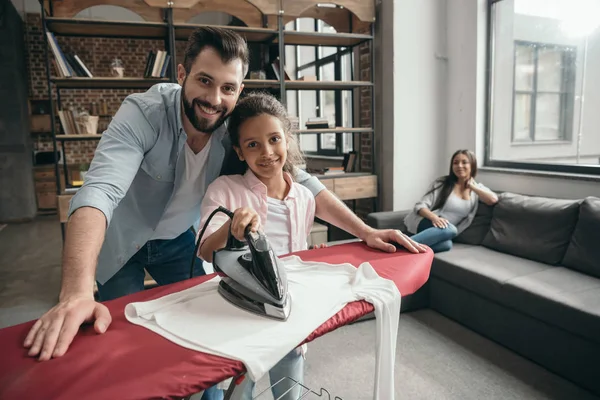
[23,295,111,361]
[314,189,427,254]
[361,227,427,254]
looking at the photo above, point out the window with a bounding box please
[513,42,576,142]
[284,18,355,157]
[487,0,600,173]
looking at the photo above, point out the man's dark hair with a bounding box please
[184,26,249,77]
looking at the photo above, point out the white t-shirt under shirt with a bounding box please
[125,256,401,400]
[264,197,292,256]
[151,141,211,240]
[439,192,472,226]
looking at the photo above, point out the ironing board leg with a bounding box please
[223,374,252,400]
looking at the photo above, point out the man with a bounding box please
[23,26,425,396]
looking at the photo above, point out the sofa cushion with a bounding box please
[454,201,494,245]
[482,193,580,265]
[366,210,410,233]
[562,197,600,278]
[432,244,554,304]
[502,267,600,344]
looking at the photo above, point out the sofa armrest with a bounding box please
[366,210,411,233]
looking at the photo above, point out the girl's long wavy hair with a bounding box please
[427,149,478,211]
[225,92,304,179]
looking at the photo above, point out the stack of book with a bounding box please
[321,151,357,175]
[305,118,330,129]
[46,32,93,78]
[57,107,87,135]
[323,166,345,175]
[143,50,171,78]
[56,107,82,135]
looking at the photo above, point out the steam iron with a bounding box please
[213,226,291,321]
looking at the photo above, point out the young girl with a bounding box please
[404,149,498,253]
[197,92,314,400]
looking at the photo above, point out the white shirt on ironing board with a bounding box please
[126,170,401,399]
[125,255,401,400]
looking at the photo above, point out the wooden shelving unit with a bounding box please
[285,80,373,90]
[40,0,378,238]
[241,79,280,89]
[296,128,374,134]
[174,24,277,42]
[52,77,169,89]
[56,134,102,141]
[281,30,372,47]
[45,17,168,38]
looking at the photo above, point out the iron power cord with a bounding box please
[189,206,234,279]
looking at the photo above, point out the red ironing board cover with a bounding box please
[0,242,432,400]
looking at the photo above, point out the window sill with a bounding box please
[510,140,572,146]
[479,166,600,182]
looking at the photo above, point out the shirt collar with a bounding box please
[243,169,297,199]
[175,85,184,137]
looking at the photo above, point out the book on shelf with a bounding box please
[144,50,170,78]
[270,57,290,81]
[46,32,93,78]
[342,151,357,172]
[57,106,94,135]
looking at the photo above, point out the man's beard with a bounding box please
[182,81,229,133]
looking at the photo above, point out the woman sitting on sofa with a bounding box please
[404,149,498,253]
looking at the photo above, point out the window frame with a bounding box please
[485,0,600,175]
[287,19,355,158]
[511,40,576,143]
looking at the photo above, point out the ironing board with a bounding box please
[0,242,433,400]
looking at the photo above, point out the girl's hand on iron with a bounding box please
[309,243,328,250]
[231,207,261,241]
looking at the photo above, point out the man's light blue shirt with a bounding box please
[68,83,325,284]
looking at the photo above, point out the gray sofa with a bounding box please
[367,193,600,396]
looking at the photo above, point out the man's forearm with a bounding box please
[314,190,374,240]
[59,207,107,301]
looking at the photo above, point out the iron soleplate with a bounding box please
[218,279,291,321]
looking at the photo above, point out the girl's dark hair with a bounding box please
[226,92,304,178]
[428,149,478,211]
[184,27,249,76]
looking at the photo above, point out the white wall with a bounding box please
[445,0,487,160]
[391,0,448,210]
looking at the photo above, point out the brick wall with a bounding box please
[355,33,375,219]
[359,41,373,174]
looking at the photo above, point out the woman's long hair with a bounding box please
[427,149,478,211]
[225,92,304,179]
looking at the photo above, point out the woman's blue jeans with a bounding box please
[410,218,458,253]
